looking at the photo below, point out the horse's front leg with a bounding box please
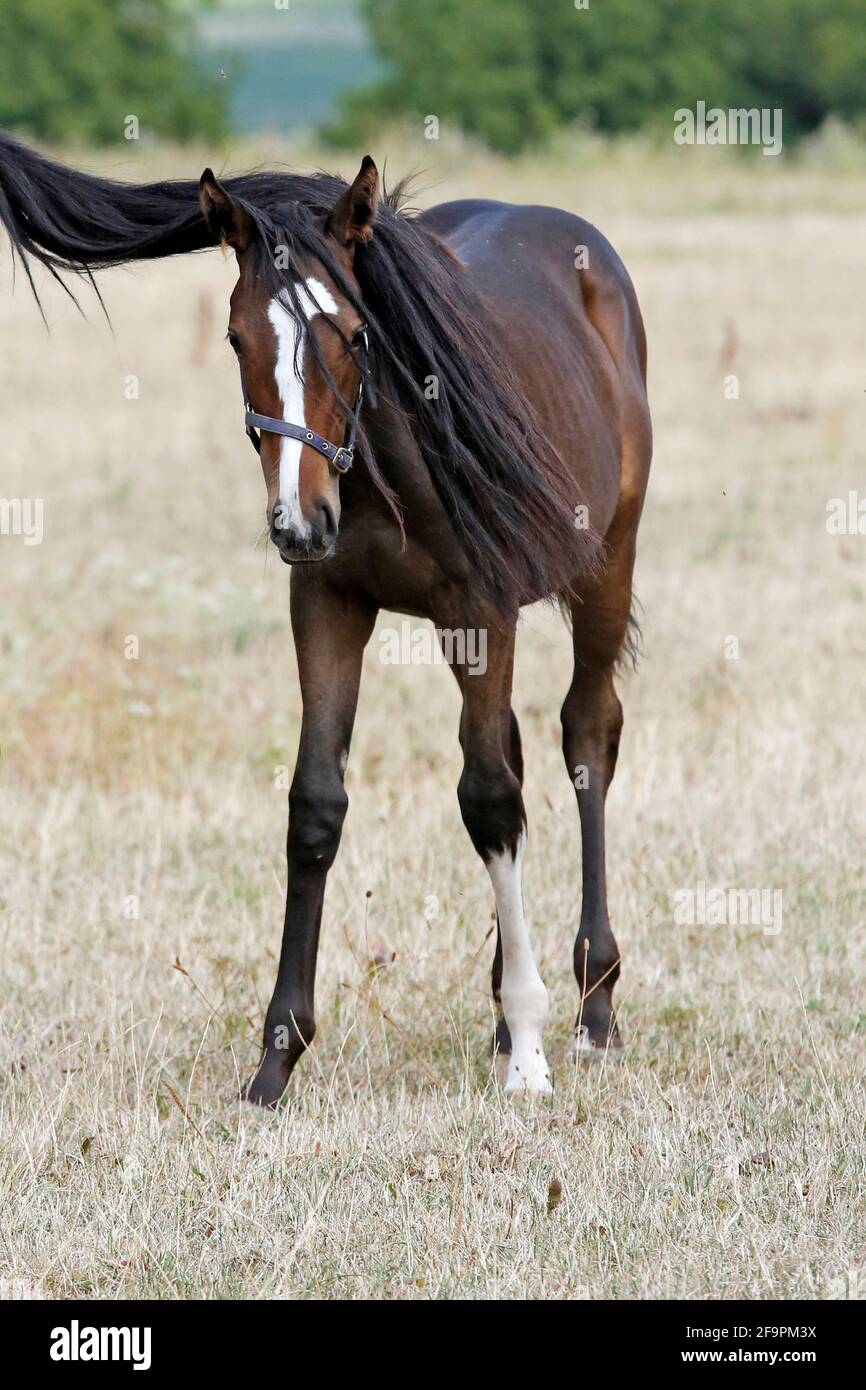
[450,618,552,1095]
[247,573,377,1107]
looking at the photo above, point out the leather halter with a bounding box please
[239,326,372,474]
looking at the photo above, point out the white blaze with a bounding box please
[487,831,552,1094]
[268,276,339,537]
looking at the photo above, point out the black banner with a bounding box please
[0,1297,856,1373]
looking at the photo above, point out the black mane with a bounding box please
[0,131,601,611]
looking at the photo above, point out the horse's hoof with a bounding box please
[570,1023,624,1065]
[503,1050,553,1096]
[244,1059,290,1108]
[506,1078,554,1100]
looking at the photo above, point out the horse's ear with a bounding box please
[199,169,253,253]
[326,156,380,252]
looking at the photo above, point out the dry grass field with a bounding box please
[1,133,864,1300]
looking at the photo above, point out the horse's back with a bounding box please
[419,198,645,370]
[419,199,652,536]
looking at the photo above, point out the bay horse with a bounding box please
[0,133,652,1106]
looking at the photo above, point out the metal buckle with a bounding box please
[332,447,352,473]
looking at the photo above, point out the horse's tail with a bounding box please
[0,129,220,310]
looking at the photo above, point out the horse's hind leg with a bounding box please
[561,575,633,1058]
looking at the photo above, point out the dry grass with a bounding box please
[1,134,864,1300]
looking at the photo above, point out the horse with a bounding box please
[0,132,652,1107]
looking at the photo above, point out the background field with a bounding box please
[1,135,864,1299]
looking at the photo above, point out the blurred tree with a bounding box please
[328,0,555,154]
[0,0,227,144]
[330,0,866,154]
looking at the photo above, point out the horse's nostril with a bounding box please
[316,500,338,544]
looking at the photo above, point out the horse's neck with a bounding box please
[359,400,473,587]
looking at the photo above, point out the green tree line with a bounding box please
[0,0,226,144]
[333,0,866,154]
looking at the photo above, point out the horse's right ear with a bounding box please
[325,156,380,253]
[199,169,253,253]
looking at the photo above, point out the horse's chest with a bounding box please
[328,518,465,620]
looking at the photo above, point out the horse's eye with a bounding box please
[227,330,241,355]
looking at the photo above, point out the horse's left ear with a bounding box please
[199,168,253,252]
[326,156,380,252]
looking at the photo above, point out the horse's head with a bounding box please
[199,158,379,563]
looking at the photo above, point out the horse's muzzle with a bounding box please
[270,500,337,564]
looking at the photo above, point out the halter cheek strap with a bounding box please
[240,327,372,474]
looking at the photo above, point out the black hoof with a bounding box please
[244,1053,291,1108]
[574,989,622,1054]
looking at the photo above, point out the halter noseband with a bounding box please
[240,326,372,474]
